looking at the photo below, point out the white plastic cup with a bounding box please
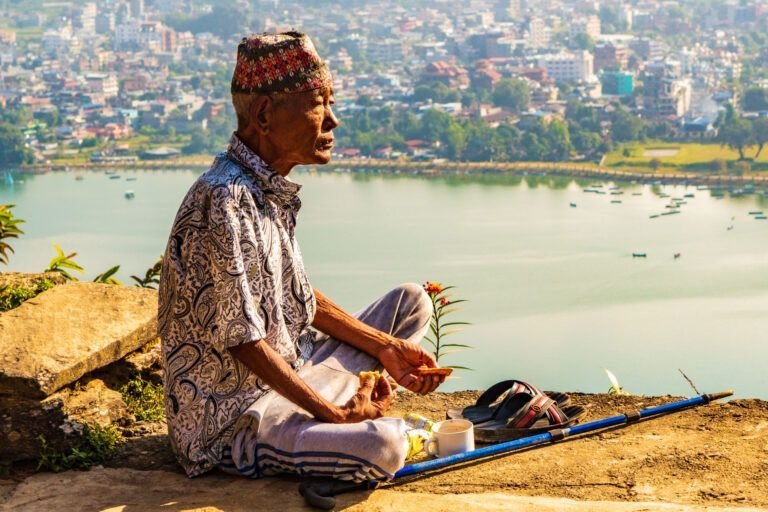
[424,419,474,458]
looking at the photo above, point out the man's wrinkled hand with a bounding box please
[336,374,393,423]
[378,339,447,395]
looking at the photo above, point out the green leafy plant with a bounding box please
[0,278,55,312]
[131,257,162,289]
[423,281,471,370]
[37,422,121,472]
[94,265,122,285]
[121,374,165,422]
[45,244,84,281]
[0,204,25,265]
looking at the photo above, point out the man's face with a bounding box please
[267,87,339,169]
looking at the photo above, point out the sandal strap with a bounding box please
[474,380,520,408]
[509,380,543,396]
[510,394,556,429]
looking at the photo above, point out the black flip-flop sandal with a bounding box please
[446,379,571,424]
[473,391,587,443]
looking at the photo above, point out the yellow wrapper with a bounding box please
[405,428,432,459]
[358,370,381,385]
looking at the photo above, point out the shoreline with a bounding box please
[9,158,768,186]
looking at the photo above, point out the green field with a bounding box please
[605,142,768,171]
[46,134,192,165]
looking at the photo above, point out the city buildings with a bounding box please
[0,0,762,161]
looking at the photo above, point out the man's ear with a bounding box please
[250,95,273,135]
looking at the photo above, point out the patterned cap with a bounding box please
[231,31,333,95]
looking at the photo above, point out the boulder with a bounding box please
[0,272,67,289]
[0,282,158,399]
[0,379,132,464]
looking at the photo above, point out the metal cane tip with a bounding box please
[705,390,734,401]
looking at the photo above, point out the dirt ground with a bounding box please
[2,390,767,511]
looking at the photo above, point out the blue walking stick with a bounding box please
[300,390,733,509]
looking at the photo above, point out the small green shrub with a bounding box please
[45,244,84,281]
[93,265,121,285]
[131,257,162,289]
[121,375,165,422]
[0,278,55,312]
[0,204,25,265]
[37,422,121,472]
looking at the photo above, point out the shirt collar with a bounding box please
[226,133,302,208]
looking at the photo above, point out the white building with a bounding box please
[0,45,14,66]
[538,51,595,83]
[366,39,405,64]
[525,17,550,49]
[42,27,80,55]
[569,15,601,39]
[115,20,170,52]
[72,3,97,34]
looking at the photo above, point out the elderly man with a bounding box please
[158,32,446,482]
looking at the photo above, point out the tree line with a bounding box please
[717,103,768,160]
[334,96,658,163]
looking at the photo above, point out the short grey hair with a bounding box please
[232,92,291,130]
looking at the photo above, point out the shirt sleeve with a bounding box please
[205,183,266,351]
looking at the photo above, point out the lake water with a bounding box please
[2,168,767,399]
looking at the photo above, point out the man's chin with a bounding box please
[312,150,333,165]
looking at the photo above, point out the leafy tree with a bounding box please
[394,111,420,140]
[183,127,227,155]
[492,79,530,112]
[566,100,600,132]
[356,95,373,107]
[412,82,461,103]
[742,88,768,112]
[599,5,628,33]
[81,137,100,148]
[462,121,498,161]
[752,118,768,158]
[570,127,603,155]
[442,122,466,159]
[0,123,33,166]
[611,108,646,143]
[0,106,32,125]
[521,131,546,161]
[539,119,573,161]
[495,124,522,160]
[163,6,248,38]
[417,109,466,159]
[718,118,753,160]
[572,33,595,51]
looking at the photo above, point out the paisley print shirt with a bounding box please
[158,133,316,477]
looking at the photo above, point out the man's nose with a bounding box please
[324,107,339,131]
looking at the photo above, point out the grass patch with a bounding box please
[37,422,121,472]
[0,278,55,312]
[605,142,768,170]
[121,375,165,422]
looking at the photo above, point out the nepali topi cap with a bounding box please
[231,31,333,95]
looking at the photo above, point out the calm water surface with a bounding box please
[2,168,767,398]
